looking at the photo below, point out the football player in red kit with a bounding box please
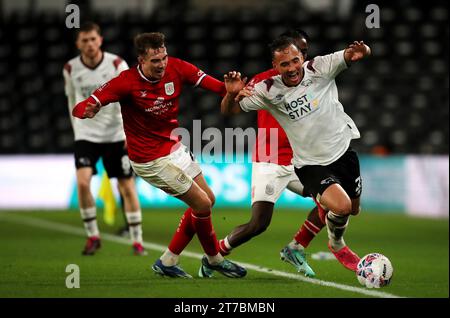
[73,32,246,279]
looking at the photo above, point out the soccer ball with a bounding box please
[356,253,393,288]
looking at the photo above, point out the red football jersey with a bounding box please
[248,69,293,166]
[78,57,225,163]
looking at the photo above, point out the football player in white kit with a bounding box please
[63,22,145,256]
[222,36,371,271]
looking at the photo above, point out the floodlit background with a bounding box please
[0,0,447,216]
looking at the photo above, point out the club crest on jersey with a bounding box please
[275,94,284,101]
[165,82,175,96]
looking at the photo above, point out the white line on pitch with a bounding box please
[1,214,403,298]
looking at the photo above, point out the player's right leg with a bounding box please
[116,192,130,237]
[175,174,245,279]
[74,141,101,255]
[277,173,318,277]
[295,157,360,271]
[131,150,194,277]
[219,202,274,256]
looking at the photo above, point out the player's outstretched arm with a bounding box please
[72,97,101,119]
[221,71,247,115]
[344,41,371,65]
[72,72,130,119]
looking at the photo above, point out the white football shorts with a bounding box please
[130,143,202,196]
[251,162,305,205]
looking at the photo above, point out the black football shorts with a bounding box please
[74,140,133,178]
[294,147,362,199]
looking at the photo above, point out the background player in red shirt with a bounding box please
[73,32,246,279]
[218,29,360,276]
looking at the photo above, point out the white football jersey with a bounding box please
[240,50,360,168]
[63,51,128,143]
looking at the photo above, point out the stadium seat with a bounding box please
[0,3,446,155]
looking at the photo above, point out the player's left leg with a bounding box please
[285,178,326,249]
[104,141,146,255]
[220,201,274,255]
[189,173,246,278]
[279,178,321,277]
[163,172,215,267]
[218,162,286,256]
[176,177,246,278]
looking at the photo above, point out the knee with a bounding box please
[351,205,361,216]
[332,199,352,216]
[253,224,269,236]
[77,179,90,194]
[249,219,270,236]
[118,181,134,199]
[208,192,216,207]
[192,196,212,216]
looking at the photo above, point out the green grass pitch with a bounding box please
[0,209,448,298]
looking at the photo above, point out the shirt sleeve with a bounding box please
[308,50,348,79]
[198,75,226,96]
[90,71,131,106]
[176,58,226,96]
[62,65,76,109]
[177,59,207,87]
[117,59,129,73]
[239,85,267,112]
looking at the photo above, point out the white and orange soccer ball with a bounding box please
[356,253,393,288]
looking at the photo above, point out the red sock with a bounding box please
[312,197,327,224]
[294,220,323,248]
[191,211,220,256]
[168,208,195,255]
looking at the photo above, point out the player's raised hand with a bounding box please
[344,41,371,62]
[84,102,101,118]
[224,71,247,95]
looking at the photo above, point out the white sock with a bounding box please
[126,211,143,244]
[223,236,233,250]
[80,206,99,238]
[160,249,179,267]
[326,211,349,251]
[207,253,224,265]
[288,239,305,251]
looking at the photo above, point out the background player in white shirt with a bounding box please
[63,22,145,256]
[222,36,371,271]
